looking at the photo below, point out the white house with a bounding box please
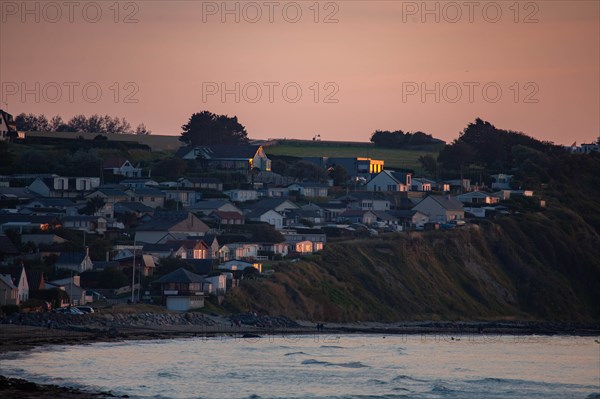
[55,251,94,273]
[288,183,329,198]
[103,158,142,178]
[219,243,260,262]
[0,110,18,141]
[0,265,29,304]
[224,189,259,202]
[366,170,412,192]
[203,274,227,296]
[490,174,513,190]
[218,259,262,273]
[455,191,500,205]
[411,178,433,192]
[61,216,107,234]
[413,195,464,223]
[246,209,284,230]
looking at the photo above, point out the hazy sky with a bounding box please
[1,1,598,144]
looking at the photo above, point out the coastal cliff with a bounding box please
[224,214,600,323]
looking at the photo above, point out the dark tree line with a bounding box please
[15,113,151,135]
[370,130,440,148]
[180,111,248,146]
[437,118,556,172]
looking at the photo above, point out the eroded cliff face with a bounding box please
[224,215,600,323]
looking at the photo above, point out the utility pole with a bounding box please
[131,235,136,303]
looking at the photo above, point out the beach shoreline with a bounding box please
[1,320,599,398]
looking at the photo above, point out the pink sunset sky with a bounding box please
[1,0,598,145]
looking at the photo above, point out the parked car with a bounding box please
[75,306,95,314]
[53,307,84,315]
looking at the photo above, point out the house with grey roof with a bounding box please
[288,182,329,198]
[0,265,29,303]
[190,200,241,215]
[412,195,464,223]
[103,158,142,178]
[177,145,271,172]
[131,187,165,208]
[55,251,93,273]
[154,268,207,311]
[0,273,19,305]
[178,177,223,191]
[62,215,107,234]
[135,212,210,244]
[365,170,412,192]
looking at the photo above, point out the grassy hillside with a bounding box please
[224,213,600,323]
[25,131,182,152]
[264,141,442,170]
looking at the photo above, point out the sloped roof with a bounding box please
[427,195,464,211]
[114,202,154,213]
[56,252,87,265]
[245,198,297,210]
[0,274,17,289]
[143,241,185,252]
[195,145,261,160]
[100,188,129,197]
[181,177,222,184]
[103,158,129,168]
[155,268,206,284]
[0,235,19,255]
[26,198,76,208]
[372,211,398,221]
[133,187,165,196]
[0,266,25,282]
[246,208,282,219]
[192,200,231,210]
[210,211,244,220]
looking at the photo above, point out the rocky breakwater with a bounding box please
[2,311,217,333]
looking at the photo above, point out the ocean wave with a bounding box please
[367,378,388,385]
[319,345,346,349]
[391,374,428,383]
[284,351,309,356]
[301,359,370,368]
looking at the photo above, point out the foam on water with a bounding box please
[1,334,598,399]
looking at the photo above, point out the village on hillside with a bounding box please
[0,109,561,313]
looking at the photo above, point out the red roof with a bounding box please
[103,158,129,168]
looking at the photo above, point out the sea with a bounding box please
[1,333,599,399]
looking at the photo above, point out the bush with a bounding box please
[1,305,19,316]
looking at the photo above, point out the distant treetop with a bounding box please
[370,129,442,148]
[180,111,248,146]
[14,113,150,135]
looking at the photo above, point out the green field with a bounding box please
[25,131,182,152]
[264,141,442,170]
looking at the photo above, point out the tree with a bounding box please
[180,111,248,146]
[331,164,348,186]
[152,157,187,179]
[98,267,130,289]
[64,150,102,177]
[67,114,88,132]
[135,123,151,135]
[80,197,106,215]
[289,161,328,182]
[418,155,437,176]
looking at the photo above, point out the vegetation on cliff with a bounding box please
[224,120,600,322]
